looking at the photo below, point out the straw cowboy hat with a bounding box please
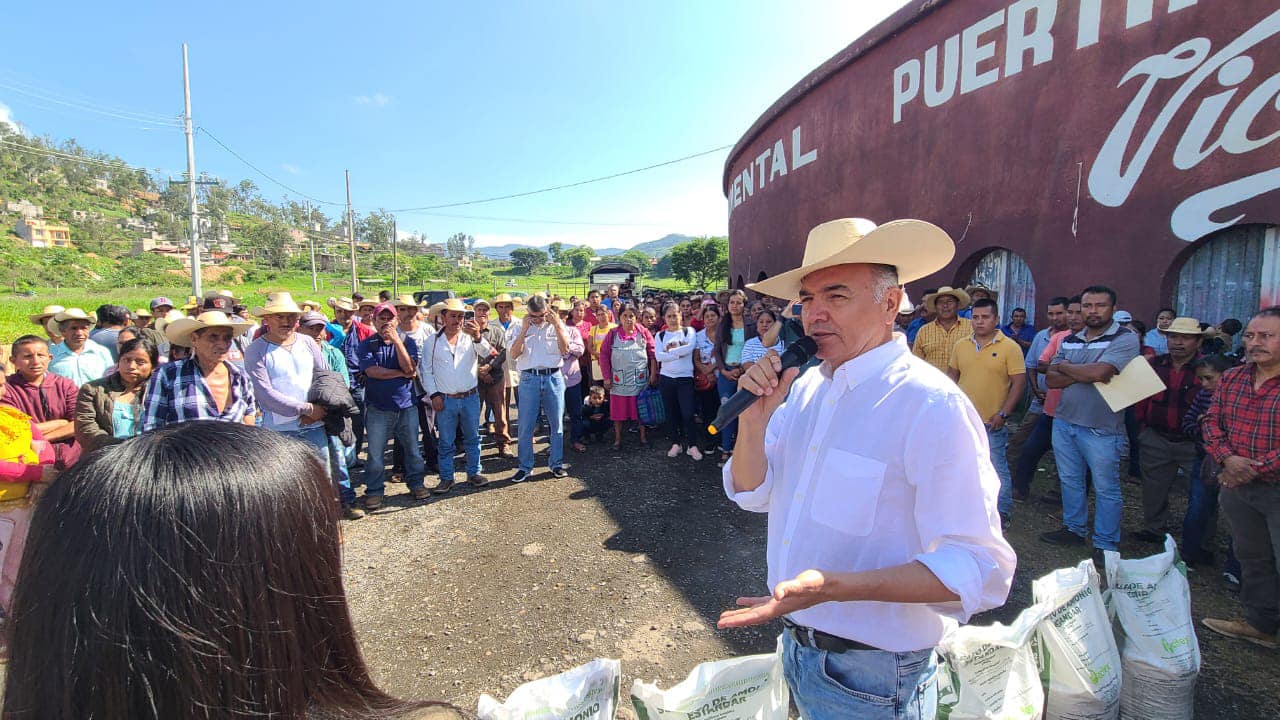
[28,305,65,325]
[425,301,450,321]
[328,297,357,312]
[52,308,91,325]
[153,309,188,338]
[133,308,153,319]
[923,286,972,314]
[164,310,252,347]
[747,218,955,299]
[434,298,469,314]
[898,290,916,316]
[299,299,324,312]
[1161,317,1210,336]
[472,298,492,310]
[393,294,419,308]
[491,293,524,306]
[964,282,999,301]
[204,288,237,303]
[181,296,200,311]
[251,292,304,317]
[356,298,379,309]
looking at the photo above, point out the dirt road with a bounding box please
[344,426,1275,718]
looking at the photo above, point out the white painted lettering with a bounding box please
[1006,0,1056,77]
[925,35,960,107]
[741,164,754,200]
[1220,72,1280,154]
[1172,57,1253,169]
[1077,0,1103,49]
[792,126,818,169]
[1125,0,1197,28]
[732,175,743,209]
[893,59,922,123]
[770,139,788,180]
[960,10,1005,95]
[754,148,771,190]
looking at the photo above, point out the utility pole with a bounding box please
[345,170,357,295]
[181,43,202,298]
[305,200,318,293]
[391,217,399,298]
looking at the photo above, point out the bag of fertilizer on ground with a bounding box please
[1031,560,1122,720]
[630,638,788,720]
[937,602,1052,720]
[1104,536,1200,720]
[478,658,621,720]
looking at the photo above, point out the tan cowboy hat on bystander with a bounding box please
[153,309,187,338]
[747,218,955,299]
[164,311,252,347]
[328,297,357,312]
[1161,317,1210,336]
[393,294,419,308]
[28,305,65,326]
[923,287,972,313]
[251,292,304,317]
[491,293,524,306]
[52,308,92,324]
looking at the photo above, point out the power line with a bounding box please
[0,139,151,172]
[389,144,733,212]
[0,79,181,127]
[197,126,346,207]
[404,210,667,227]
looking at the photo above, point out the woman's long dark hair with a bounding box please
[3,421,457,720]
[716,290,748,366]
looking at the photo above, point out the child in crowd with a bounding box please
[1182,352,1242,590]
[582,385,611,443]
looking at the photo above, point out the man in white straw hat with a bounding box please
[47,309,113,387]
[142,311,258,430]
[911,286,972,373]
[715,218,1015,720]
[420,298,492,492]
[243,292,330,457]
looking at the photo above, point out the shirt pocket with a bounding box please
[809,449,887,536]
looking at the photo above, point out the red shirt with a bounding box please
[1,373,82,469]
[1135,354,1200,436]
[1203,364,1280,483]
[584,306,614,327]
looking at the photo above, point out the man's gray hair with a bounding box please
[867,264,900,303]
[526,294,547,313]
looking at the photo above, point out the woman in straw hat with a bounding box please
[141,311,257,430]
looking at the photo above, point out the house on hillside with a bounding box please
[131,233,179,256]
[424,243,446,256]
[15,218,72,249]
[452,256,473,270]
[4,200,43,219]
[131,190,160,204]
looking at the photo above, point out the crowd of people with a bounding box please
[0,257,1277,714]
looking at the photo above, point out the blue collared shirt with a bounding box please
[358,334,420,411]
[48,340,113,387]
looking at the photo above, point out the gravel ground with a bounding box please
[344,416,1276,719]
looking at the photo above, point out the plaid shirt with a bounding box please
[1135,354,1200,437]
[1203,364,1280,482]
[142,359,257,431]
[911,318,972,373]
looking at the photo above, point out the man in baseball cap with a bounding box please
[149,296,175,315]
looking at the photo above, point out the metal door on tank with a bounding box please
[968,249,1036,325]
[1175,224,1279,325]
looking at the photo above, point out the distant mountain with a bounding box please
[475,233,695,261]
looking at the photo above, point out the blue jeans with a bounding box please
[437,392,482,483]
[1182,451,1218,561]
[716,372,740,453]
[989,426,1012,515]
[280,425,328,470]
[1013,413,1053,494]
[348,386,366,467]
[518,370,565,473]
[781,630,937,720]
[564,382,584,443]
[363,405,426,495]
[327,434,356,506]
[1053,419,1125,549]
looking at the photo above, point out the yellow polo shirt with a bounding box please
[949,331,1026,421]
[912,318,972,373]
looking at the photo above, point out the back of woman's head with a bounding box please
[4,421,437,720]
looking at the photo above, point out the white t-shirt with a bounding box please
[655,327,697,378]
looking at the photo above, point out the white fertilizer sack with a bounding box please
[938,602,1052,720]
[478,658,621,720]
[631,640,788,720]
[1031,560,1122,720]
[1104,536,1200,720]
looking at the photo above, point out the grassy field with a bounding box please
[0,270,697,343]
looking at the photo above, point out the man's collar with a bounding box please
[820,336,905,389]
[969,331,1006,348]
[1073,320,1121,341]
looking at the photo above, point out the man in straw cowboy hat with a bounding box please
[911,286,972,373]
[420,298,493,493]
[395,293,439,473]
[330,297,375,466]
[47,309,113,388]
[473,298,511,454]
[1131,316,1208,546]
[243,292,330,457]
[715,218,1014,719]
[491,293,524,447]
[28,305,65,347]
[142,310,258,431]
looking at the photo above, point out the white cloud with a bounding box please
[0,102,19,133]
[280,163,302,175]
[354,92,391,107]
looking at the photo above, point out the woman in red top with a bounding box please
[0,370,58,612]
[599,304,657,450]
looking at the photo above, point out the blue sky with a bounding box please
[0,1,903,250]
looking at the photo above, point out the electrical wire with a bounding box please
[0,139,151,172]
[0,80,181,128]
[197,127,347,207]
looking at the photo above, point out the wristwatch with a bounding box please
[998,411,1009,419]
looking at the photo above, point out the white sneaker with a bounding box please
[667,444,682,458]
[687,446,703,461]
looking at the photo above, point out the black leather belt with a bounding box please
[522,367,558,376]
[442,388,478,399]
[783,618,879,653]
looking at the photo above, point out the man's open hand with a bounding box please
[718,569,829,629]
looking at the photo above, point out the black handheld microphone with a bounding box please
[708,336,818,435]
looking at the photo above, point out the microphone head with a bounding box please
[780,336,819,367]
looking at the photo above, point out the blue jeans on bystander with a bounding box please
[363,405,426,496]
[437,392,482,483]
[988,426,1012,515]
[1053,419,1125,549]
[781,630,937,720]
[517,370,565,474]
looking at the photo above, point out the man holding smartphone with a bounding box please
[509,295,574,483]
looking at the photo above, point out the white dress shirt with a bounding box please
[723,335,1015,652]
[515,320,566,371]
[419,330,492,395]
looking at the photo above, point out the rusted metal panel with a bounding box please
[1176,224,1278,323]
[725,0,1280,324]
[970,249,1037,324]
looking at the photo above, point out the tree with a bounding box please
[510,247,549,274]
[562,246,593,276]
[356,209,395,250]
[547,241,564,264]
[446,232,473,259]
[668,236,728,289]
[622,249,650,270]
